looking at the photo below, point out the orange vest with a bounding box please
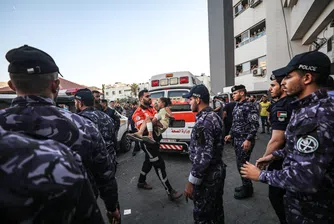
[132,106,157,130]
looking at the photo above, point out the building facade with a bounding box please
[104,82,149,101]
[208,0,334,93]
[196,73,212,93]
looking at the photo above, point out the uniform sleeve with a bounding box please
[260,124,334,193]
[112,109,121,129]
[86,124,118,212]
[272,147,287,158]
[271,104,292,131]
[188,118,215,185]
[246,104,259,140]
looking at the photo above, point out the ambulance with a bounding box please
[149,71,202,153]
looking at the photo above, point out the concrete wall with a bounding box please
[235,35,267,65]
[234,2,266,36]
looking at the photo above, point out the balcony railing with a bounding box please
[236,30,266,48]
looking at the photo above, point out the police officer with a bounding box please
[222,100,236,138]
[0,45,120,223]
[0,126,104,223]
[183,85,226,224]
[260,72,295,224]
[131,90,182,200]
[241,51,334,223]
[224,85,259,199]
[74,89,117,163]
[101,99,121,151]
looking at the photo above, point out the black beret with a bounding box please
[6,45,62,76]
[231,85,246,93]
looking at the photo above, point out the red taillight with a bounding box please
[180,76,189,84]
[151,80,159,87]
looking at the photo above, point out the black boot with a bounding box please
[234,186,244,192]
[234,185,253,199]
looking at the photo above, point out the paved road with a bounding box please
[98,132,280,223]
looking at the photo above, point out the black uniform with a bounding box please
[267,96,294,224]
[223,102,236,137]
[104,107,121,150]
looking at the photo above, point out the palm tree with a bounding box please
[130,83,139,97]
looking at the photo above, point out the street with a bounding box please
[98,132,279,224]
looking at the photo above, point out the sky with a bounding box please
[0,0,210,88]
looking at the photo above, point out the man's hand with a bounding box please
[107,208,120,224]
[240,161,261,181]
[224,135,231,143]
[184,181,194,202]
[255,154,274,169]
[241,140,251,151]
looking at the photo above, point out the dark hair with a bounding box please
[82,99,94,107]
[10,72,58,94]
[138,89,149,99]
[160,97,172,107]
[295,69,327,86]
[101,99,108,104]
[239,88,247,95]
[132,101,138,106]
[202,97,210,104]
[324,76,334,90]
[92,90,100,94]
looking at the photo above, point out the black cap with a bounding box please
[182,84,210,101]
[231,84,246,93]
[6,45,62,76]
[74,88,94,105]
[273,51,331,77]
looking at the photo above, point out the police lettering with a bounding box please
[298,64,317,71]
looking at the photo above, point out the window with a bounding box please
[242,62,250,74]
[112,91,115,95]
[250,59,258,70]
[258,56,267,69]
[150,91,164,99]
[235,55,266,76]
[168,90,189,98]
[168,90,191,112]
[235,20,266,48]
[250,20,266,41]
[236,31,250,48]
[236,65,243,76]
[234,0,249,17]
[105,92,109,96]
[119,90,122,94]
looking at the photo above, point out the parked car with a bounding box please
[114,109,131,153]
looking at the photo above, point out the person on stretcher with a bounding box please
[131,97,173,144]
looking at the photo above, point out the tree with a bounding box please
[130,83,139,97]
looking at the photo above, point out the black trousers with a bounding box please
[268,159,287,224]
[138,140,173,194]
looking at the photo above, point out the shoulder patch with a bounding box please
[296,135,319,153]
[277,111,287,121]
[251,114,258,121]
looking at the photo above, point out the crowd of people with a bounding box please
[0,44,334,224]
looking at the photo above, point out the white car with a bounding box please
[114,109,131,153]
